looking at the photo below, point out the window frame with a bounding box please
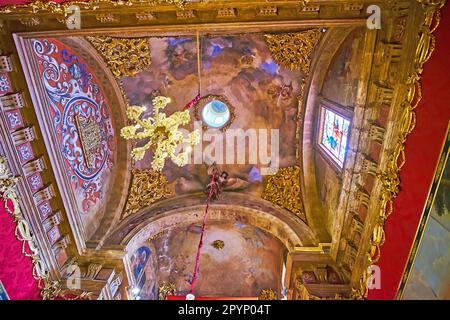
[316,98,353,171]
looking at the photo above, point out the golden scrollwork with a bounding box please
[258,289,277,300]
[123,168,173,219]
[264,29,322,75]
[262,166,306,222]
[158,282,176,300]
[0,0,188,15]
[41,280,95,300]
[19,17,41,27]
[351,0,447,299]
[86,36,151,78]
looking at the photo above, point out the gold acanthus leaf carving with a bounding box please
[264,29,322,75]
[258,289,277,300]
[158,282,176,300]
[86,36,151,78]
[123,169,172,218]
[262,166,306,222]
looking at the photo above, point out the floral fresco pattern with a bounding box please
[31,38,115,213]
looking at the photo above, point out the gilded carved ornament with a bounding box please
[262,166,306,222]
[211,239,225,250]
[123,168,173,219]
[158,282,176,300]
[264,29,322,76]
[0,0,312,15]
[86,36,152,78]
[350,0,447,300]
[258,289,277,300]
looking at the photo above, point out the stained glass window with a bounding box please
[319,107,350,167]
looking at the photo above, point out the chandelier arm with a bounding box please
[133,118,153,128]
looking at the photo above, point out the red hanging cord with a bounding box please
[189,173,216,294]
[186,31,214,295]
[182,93,201,111]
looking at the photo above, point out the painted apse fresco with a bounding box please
[314,27,367,234]
[321,27,366,108]
[29,38,116,238]
[130,222,284,299]
[402,134,450,300]
[121,34,305,198]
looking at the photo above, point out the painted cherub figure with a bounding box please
[205,164,228,201]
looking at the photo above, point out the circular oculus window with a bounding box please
[201,100,231,128]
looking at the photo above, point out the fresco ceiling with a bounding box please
[130,221,285,299]
[0,0,440,301]
[28,29,328,234]
[122,34,304,199]
[12,25,368,299]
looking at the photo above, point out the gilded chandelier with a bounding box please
[121,96,200,171]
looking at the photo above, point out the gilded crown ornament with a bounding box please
[121,96,200,171]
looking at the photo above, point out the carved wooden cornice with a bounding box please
[0,0,368,32]
[0,0,188,14]
[86,36,151,78]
